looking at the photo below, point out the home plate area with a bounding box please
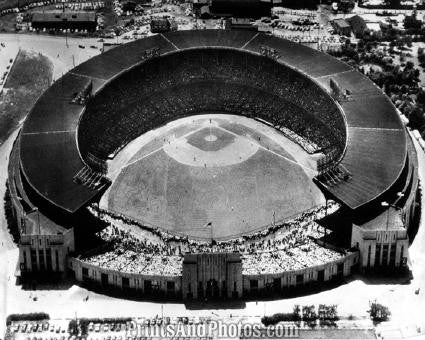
[163,124,258,167]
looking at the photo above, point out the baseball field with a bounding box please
[103,114,324,240]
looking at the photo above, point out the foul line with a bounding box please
[214,125,317,174]
[160,34,180,51]
[69,72,108,83]
[240,33,259,50]
[109,124,209,177]
[349,126,403,131]
[23,129,76,135]
[314,69,353,79]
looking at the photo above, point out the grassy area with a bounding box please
[0,50,53,145]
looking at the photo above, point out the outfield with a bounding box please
[103,115,325,240]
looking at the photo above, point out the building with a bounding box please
[68,249,358,299]
[199,6,212,19]
[224,18,256,30]
[150,17,177,33]
[182,253,242,299]
[257,23,273,33]
[31,11,97,32]
[366,22,382,35]
[7,138,76,279]
[18,223,75,277]
[331,18,351,36]
[352,208,409,271]
[346,15,367,37]
[191,0,210,17]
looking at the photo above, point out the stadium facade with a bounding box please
[7,30,420,299]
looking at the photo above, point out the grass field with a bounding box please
[0,50,52,145]
[106,116,324,241]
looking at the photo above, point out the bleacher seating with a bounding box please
[81,203,343,276]
[78,48,346,162]
[73,165,111,190]
[315,165,352,188]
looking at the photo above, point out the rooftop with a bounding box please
[356,207,405,231]
[332,18,351,28]
[32,11,96,23]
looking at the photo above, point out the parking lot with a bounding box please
[9,316,224,340]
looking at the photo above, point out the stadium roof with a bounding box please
[19,30,406,213]
[332,18,351,29]
[32,11,96,23]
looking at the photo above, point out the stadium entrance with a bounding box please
[182,253,242,300]
[205,279,220,299]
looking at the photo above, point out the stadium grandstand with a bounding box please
[6,30,420,300]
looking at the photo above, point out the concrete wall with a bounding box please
[70,251,358,300]
[242,251,358,295]
[69,257,182,297]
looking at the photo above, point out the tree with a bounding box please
[68,319,78,335]
[302,305,317,321]
[408,106,425,130]
[404,12,422,30]
[293,305,301,321]
[405,61,414,70]
[417,88,425,105]
[368,301,391,323]
[318,304,339,321]
[419,55,425,66]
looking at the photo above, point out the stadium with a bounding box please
[7,30,420,300]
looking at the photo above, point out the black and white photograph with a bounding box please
[0,0,424,338]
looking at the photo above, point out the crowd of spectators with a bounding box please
[79,48,345,161]
[80,201,341,276]
[82,247,182,276]
[242,239,343,275]
[90,201,338,250]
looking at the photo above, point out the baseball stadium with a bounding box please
[7,30,420,300]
